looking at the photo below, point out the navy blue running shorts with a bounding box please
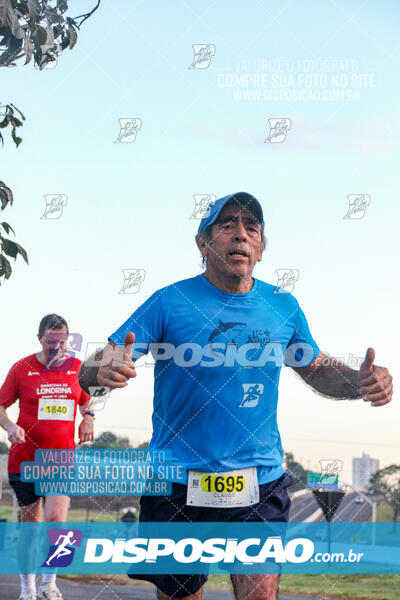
[130,472,294,598]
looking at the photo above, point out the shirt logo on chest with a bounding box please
[238,383,264,408]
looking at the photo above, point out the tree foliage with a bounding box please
[284,450,308,491]
[0,102,25,147]
[0,0,100,285]
[0,178,28,283]
[0,440,9,453]
[0,0,101,68]
[369,464,400,525]
[80,430,131,449]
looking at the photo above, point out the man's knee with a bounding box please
[44,495,70,521]
[231,573,279,600]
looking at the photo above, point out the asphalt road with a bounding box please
[331,492,372,522]
[0,574,335,600]
[289,494,320,522]
[289,490,373,523]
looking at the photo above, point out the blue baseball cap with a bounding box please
[197,192,265,234]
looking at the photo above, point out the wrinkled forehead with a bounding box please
[216,200,261,222]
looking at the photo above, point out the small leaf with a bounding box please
[10,104,25,120]
[15,242,28,264]
[0,47,12,65]
[53,24,63,38]
[67,25,77,50]
[27,0,41,19]
[44,7,62,25]
[8,34,23,56]
[0,31,11,45]
[57,0,68,13]
[23,34,34,64]
[0,221,14,235]
[0,114,9,128]
[1,238,18,258]
[0,0,25,39]
[11,127,22,147]
[46,23,54,45]
[0,181,13,209]
[60,32,69,50]
[33,24,47,47]
[0,253,12,279]
[66,17,79,29]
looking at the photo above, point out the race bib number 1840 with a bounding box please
[38,398,74,421]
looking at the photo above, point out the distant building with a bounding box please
[352,453,380,489]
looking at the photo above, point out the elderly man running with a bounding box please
[79,192,392,600]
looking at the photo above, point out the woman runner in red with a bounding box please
[0,314,95,600]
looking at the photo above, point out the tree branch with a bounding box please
[74,0,101,27]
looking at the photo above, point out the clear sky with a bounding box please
[0,0,399,483]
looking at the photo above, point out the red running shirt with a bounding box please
[0,353,90,473]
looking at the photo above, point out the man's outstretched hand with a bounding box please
[97,331,137,390]
[358,347,393,407]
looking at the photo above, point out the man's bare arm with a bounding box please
[0,406,25,443]
[78,332,137,395]
[292,348,393,406]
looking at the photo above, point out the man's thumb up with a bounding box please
[359,347,375,378]
[358,347,393,407]
[123,331,135,361]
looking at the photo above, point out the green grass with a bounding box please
[279,574,400,600]
[61,508,121,522]
[204,574,232,590]
[0,505,12,520]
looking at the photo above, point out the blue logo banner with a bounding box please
[0,522,399,574]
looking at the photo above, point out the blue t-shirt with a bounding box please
[108,274,319,484]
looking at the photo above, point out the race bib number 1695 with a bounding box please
[187,467,259,508]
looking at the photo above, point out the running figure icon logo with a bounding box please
[265,118,291,143]
[189,194,217,220]
[274,269,299,294]
[41,529,82,568]
[41,194,67,219]
[319,459,343,485]
[115,118,142,143]
[343,194,371,219]
[238,383,264,408]
[119,269,146,294]
[88,386,111,411]
[188,44,216,69]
